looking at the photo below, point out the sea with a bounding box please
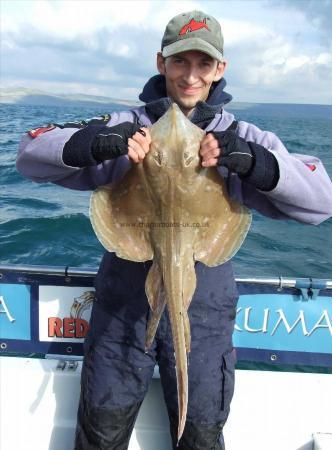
[1,102,331,279]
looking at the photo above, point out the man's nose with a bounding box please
[182,65,200,83]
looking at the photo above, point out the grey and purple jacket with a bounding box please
[16,76,332,304]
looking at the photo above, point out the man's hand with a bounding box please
[127,128,151,163]
[63,122,151,168]
[92,123,151,163]
[200,130,253,176]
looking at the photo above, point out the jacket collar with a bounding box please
[139,75,232,128]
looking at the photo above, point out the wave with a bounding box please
[0,214,104,267]
[1,104,331,277]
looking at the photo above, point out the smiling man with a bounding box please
[157,50,225,115]
[17,10,332,450]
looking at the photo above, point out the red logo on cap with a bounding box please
[179,18,210,35]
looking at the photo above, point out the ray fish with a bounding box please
[90,103,252,442]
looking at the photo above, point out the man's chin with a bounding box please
[175,98,200,114]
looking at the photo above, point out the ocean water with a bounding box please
[1,103,331,278]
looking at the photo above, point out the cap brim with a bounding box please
[162,37,224,63]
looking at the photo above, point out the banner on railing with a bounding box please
[0,270,331,368]
[39,286,94,343]
[233,294,332,354]
[0,284,31,340]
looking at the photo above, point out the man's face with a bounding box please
[157,50,226,116]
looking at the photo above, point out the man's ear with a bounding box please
[213,61,227,82]
[157,52,166,75]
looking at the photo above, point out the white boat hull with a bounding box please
[1,356,331,450]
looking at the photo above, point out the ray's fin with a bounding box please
[90,165,155,262]
[193,169,252,266]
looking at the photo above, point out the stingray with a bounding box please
[90,104,252,442]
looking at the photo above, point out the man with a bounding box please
[17,10,332,450]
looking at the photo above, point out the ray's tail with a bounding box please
[145,255,190,441]
[163,259,189,442]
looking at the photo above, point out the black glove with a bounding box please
[213,130,254,176]
[63,122,142,167]
[91,122,143,162]
[213,130,280,191]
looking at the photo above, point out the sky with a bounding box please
[1,0,332,104]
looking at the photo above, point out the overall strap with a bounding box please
[131,106,153,128]
[226,120,238,131]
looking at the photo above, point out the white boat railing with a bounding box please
[1,263,331,289]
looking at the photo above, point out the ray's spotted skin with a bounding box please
[89,104,252,442]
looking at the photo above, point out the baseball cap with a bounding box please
[161,10,224,62]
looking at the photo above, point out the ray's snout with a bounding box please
[148,103,204,170]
